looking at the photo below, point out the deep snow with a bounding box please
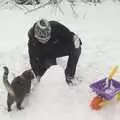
[0,1,120,120]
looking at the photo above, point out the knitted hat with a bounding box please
[34,19,51,44]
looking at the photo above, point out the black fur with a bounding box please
[3,66,34,111]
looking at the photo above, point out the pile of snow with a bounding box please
[0,1,120,120]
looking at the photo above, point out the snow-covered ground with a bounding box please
[0,1,120,120]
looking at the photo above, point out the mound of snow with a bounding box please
[40,65,66,86]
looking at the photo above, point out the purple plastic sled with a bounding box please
[90,78,120,100]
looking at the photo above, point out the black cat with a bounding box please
[3,66,34,111]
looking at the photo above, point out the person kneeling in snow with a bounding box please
[28,18,82,85]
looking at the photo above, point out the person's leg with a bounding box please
[44,58,57,68]
[37,58,57,82]
[65,47,81,84]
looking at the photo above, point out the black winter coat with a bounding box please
[28,20,82,77]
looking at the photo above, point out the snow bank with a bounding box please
[0,1,120,120]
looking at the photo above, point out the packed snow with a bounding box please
[0,1,120,120]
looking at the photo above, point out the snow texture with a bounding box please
[0,1,120,120]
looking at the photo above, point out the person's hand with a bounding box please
[36,75,41,82]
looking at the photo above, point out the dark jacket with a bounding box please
[28,20,82,77]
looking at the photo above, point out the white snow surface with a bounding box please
[0,1,120,120]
